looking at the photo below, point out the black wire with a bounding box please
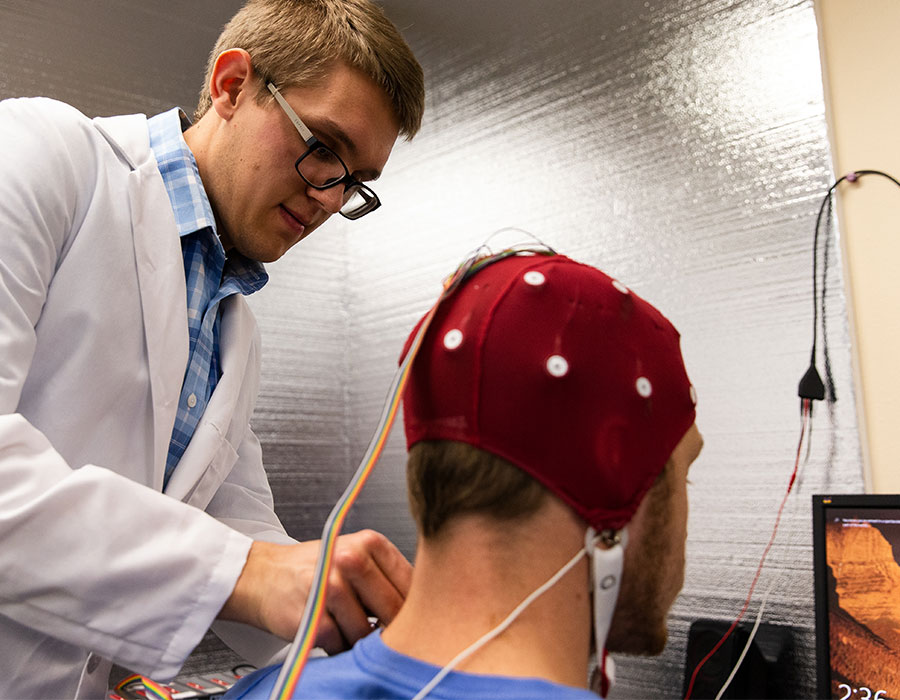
[810,178,841,365]
[810,169,900,401]
[821,193,836,401]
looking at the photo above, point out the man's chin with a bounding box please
[236,238,299,264]
[641,626,669,656]
[605,621,668,657]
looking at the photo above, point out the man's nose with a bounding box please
[308,184,344,215]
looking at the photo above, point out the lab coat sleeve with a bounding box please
[0,98,253,679]
[0,415,254,680]
[0,97,74,410]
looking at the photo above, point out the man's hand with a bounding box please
[218,530,412,654]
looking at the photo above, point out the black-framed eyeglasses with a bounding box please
[267,82,381,220]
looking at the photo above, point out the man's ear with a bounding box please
[209,48,256,120]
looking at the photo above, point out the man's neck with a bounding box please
[381,504,593,688]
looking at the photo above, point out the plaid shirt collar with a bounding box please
[147,107,268,292]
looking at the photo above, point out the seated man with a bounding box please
[226,250,703,699]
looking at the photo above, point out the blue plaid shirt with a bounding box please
[148,108,268,488]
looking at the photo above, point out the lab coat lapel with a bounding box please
[127,166,190,490]
[94,113,190,490]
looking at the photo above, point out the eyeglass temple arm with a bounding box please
[266,82,317,147]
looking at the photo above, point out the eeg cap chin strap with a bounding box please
[586,525,628,696]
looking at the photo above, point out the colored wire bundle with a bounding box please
[268,243,555,700]
[114,674,173,700]
[267,303,435,700]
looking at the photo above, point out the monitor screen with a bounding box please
[813,494,900,700]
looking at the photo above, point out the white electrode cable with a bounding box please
[712,405,813,700]
[713,582,773,700]
[410,546,589,700]
[685,401,811,700]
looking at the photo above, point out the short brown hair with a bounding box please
[194,0,424,139]
[407,441,548,539]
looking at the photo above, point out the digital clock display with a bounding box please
[836,685,887,700]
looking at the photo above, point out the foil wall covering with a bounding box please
[346,1,864,696]
[0,0,865,696]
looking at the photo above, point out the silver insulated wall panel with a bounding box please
[344,0,864,697]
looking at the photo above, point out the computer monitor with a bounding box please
[813,494,900,700]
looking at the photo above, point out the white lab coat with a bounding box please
[0,97,292,699]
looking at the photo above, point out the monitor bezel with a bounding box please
[812,493,900,700]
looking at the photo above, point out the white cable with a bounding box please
[410,547,588,700]
[713,405,813,700]
[713,582,772,700]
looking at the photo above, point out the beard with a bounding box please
[604,580,671,656]
[598,463,683,657]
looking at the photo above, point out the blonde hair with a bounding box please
[194,0,424,139]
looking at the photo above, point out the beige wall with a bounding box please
[816,0,900,492]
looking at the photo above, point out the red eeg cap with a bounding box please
[400,253,697,531]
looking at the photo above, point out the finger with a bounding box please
[333,530,412,625]
[314,610,349,656]
[366,530,414,598]
[324,567,372,646]
[345,529,414,598]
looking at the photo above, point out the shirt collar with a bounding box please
[148,107,268,291]
[148,107,217,238]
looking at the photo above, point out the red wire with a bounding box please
[683,399,811,700]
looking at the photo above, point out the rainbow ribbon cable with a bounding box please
[268,245,556,700]
[114,674,173,700]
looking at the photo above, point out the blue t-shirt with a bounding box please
[224,630,600,700]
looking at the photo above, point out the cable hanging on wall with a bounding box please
[685,169,900,700]
[800,169,900,407]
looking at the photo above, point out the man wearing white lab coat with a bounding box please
[0,0,425,697]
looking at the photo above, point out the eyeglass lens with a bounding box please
[342,188,375,218]
[297,146,346,188]
[296,149,376,218]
